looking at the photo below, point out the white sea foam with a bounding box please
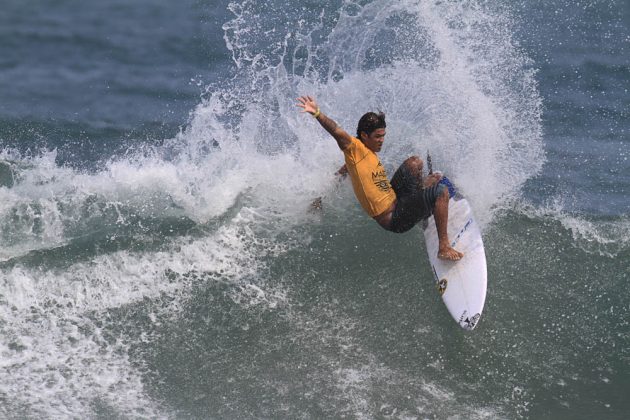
[221,0,543,228]
[1,0,542,260]
[0,204,290,417]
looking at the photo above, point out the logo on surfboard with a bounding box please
[437,278,448,295]
[458,311,481,330]
[451,218,473,247]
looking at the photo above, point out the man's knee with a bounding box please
[403,156,423,173]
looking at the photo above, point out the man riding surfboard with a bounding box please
[297,96,463,261]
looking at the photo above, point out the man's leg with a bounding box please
[434,187,464,261]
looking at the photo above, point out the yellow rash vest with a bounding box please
[343,136,396,217]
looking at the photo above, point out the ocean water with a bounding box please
[0,0,627,418]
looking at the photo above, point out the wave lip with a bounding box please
[514,199,630,258]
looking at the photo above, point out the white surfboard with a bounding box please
[422,178,487,331]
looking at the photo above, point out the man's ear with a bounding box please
[359,131,367,142]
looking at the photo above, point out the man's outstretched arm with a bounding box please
[296,96,353,150]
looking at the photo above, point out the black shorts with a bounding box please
[389,164,446,233]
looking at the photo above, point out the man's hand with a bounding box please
[336,164,348,178]
[296,96,319,115]
[296,94,351,150]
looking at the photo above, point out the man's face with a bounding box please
[361,128,386,153]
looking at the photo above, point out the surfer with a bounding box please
[297,96,463,261]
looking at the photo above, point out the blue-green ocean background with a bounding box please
[0,0,627,418]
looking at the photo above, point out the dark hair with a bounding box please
[356,112,386,140]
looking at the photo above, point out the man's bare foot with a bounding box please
[438,245,464,261]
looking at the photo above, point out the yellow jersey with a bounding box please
[343,137,396,217]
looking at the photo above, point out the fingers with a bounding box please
[296,95,317,114]
[296,95,315,104]
[295,97,307,112]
